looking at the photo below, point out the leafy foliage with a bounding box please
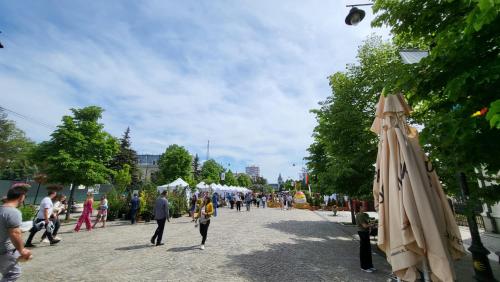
[31,106,119,218]
[236,173,252,187]
[224,170,238,186]
[192,154,201,181]
[157,144,192,183]
[0,109,37,180]
[373,0,500,201]
[109,127,139,190]
[306,36,402,198]
[200,159,224,184]
[114,164,132,194]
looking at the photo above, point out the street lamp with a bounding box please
[345,4,373,26]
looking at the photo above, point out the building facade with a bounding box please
[138,154,161,182]
[245,165,260,181]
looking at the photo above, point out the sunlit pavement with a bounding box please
[20,207,395,281]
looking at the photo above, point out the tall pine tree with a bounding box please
[110,127,139,190]
[192,154,200,181]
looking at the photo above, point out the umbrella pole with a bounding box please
[422,258,431,282]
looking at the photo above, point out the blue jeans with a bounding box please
[131,209,138,224]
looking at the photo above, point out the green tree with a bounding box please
[0,109,36,180]
[32,106,119,219]
[114,164,132,193]
[192,154,201,181]
[307,36,401,199]
[236,173,252,187]
[373,0,500,202]
[110,127,139,190]
[200,159,224,184]
[224,170,238,186]
[158,144,192,183]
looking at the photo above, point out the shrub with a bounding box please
[107,189,126,221]
[19,205,37,221]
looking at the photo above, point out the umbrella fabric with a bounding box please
[372,94,465,282]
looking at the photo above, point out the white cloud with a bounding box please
[0,0,388,181]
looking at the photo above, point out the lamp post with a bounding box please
[458,173,496,281]
[0,31,4,48]
[345,3,373,26]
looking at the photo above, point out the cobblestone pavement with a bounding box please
[19,207,395,282]
[316,210,500,281]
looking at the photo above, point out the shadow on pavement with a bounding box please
[226,220,393,282]
[167,245,199,252]
[115,244,153,251]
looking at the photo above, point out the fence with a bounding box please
[453,202,486,229]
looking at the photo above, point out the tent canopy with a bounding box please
[157,178,189,192]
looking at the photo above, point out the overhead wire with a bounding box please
[0,105,56,130]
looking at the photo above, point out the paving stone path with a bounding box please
[20,207,395,281]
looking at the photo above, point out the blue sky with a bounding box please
[0,1,388,182]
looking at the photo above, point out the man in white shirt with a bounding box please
[25,191,60,247]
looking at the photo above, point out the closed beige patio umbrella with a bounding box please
[371,93,466,282]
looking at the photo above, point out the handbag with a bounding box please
[199,215,209,224]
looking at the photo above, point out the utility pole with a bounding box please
[206,140,210,161]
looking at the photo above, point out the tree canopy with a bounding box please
[31,106,119,219]
[32,106,119,186]
[373,0,500,202]
[237,173,252,188]
[0,109,36,180]
[158,144,192,183]
[224,170,238,186]
[200,159,224,184]
[110,127,139,189]
[306,36,403,198]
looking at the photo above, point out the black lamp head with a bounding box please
[345,7,366,26]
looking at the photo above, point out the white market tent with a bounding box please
[191,182,251,194]
[157,178,189,193]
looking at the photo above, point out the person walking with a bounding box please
[92,195,108,228]
[234,193,242,212]
[229,194,234,209]
[190,195,197,221]
[195,196,213,250]
[212,193,219,217]
[41,194,66,243]
[245,193,252,212]
[1,184,33,281]
[130,194,140,224]
[261,195,267,208]
[356,206,375,273]
[287,194,293,210]
[151,191,170,246]
[25,191,60,247]
[74,192,93,232]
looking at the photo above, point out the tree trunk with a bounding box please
[65,183,76,221]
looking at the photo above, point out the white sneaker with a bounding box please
[361,268,373,273]
[41,238,50,243]
[369,268,377,272]
[54,236,62,241]
[200,244,205,250]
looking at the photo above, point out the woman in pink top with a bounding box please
[74,192,94,232]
